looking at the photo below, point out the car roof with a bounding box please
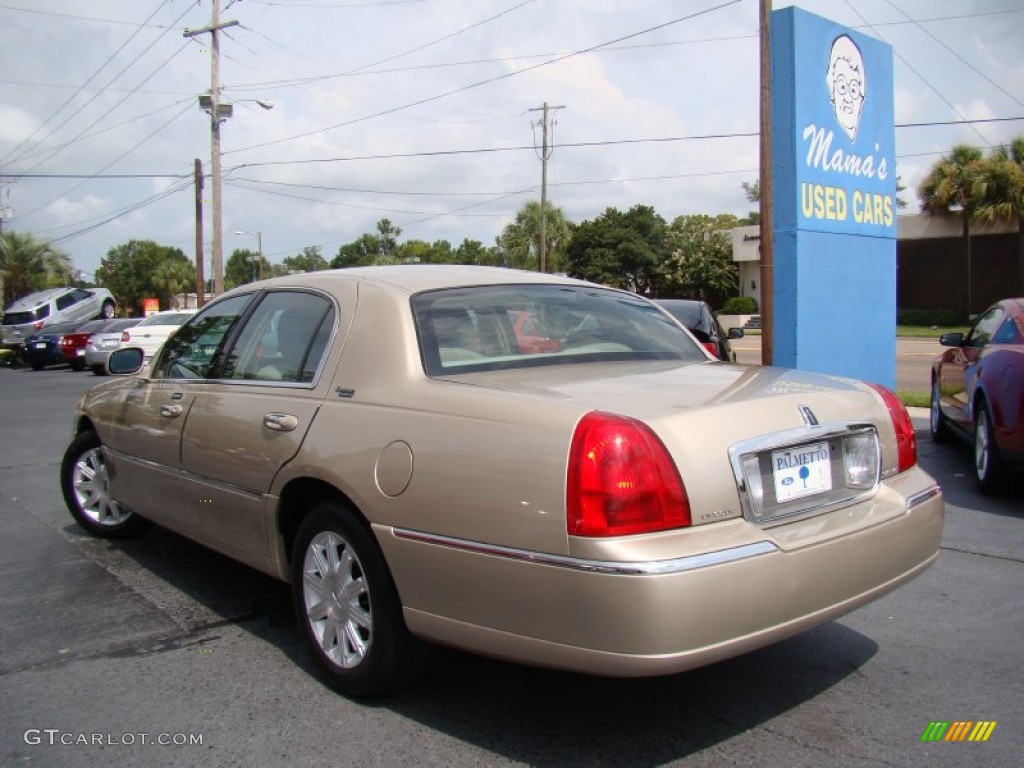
[247,265,592,297]
[3,287,70,311]
[654,299,707,324]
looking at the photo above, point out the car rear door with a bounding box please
[174,288,349,569]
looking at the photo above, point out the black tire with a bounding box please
[31,361,44,371]
[929,377,950,443]
[91,364,107,376]
[291,501,423,698]
[101,300,115,319]
[69,359,86,371]
[61,430,151,539]
[973,401,1005,494]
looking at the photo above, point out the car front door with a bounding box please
[104,295,254,537]
[939,306,1004,431]
[174,289,345,571]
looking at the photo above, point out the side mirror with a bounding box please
[107,347,146,375]
[727,327,745,339]
[938,332,964,348]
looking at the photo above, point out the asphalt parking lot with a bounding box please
[0,365,1021,767]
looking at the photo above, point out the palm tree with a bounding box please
[152,258,197,309]
[918,144,985,317]
[0,230,74,307]
[976,136,1024,295]
[496,200,571,272]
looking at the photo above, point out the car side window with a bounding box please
[966,307,1003,348]
[55,293,75,311]
[221,291,335,383]
[154,295,252,380]
[993,316,1022,345]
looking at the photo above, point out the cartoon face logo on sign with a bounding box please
[826,35,866,142]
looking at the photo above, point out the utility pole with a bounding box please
[0,177,16,234]
[759,0,774,365]
[529,102,565,273]
[194,159,206,308]
[184,2,238,298]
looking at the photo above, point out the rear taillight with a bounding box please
[567,411,691,536]
[33,321,44,330]
[867,383,916,473]
[121,331,130,342]
[701,342,717,357]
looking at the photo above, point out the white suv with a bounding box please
[1,287,117,349]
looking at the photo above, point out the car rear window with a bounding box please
[412,284,705,376]
[138,312,193,326]
[3,306,48,325]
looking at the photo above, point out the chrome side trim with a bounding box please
[392,529,777,576]
[906,484,942,510]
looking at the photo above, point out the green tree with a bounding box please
[282,246,325,273]
[918,144,985,316]
[376,219,402,261]
[226,248,260,288]
[95,239,188,314]
[152,256,197,309]
[332,234,380,268]
[455,238,498,265]
[658,214,740,307]
[976,136,1024,292]
[740,180,760,225]
[495,200,571,271]
[565,205,667,294]
[0,230,73,306]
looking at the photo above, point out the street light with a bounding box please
[235,229,263,282]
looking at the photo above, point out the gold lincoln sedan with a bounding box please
[62,266,943,697]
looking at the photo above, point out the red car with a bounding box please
[930,297,1024,492]
[60,319,119,371]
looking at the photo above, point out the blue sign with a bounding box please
[772,7,897,387]
[774,8,896,238]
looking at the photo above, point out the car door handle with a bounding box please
[264,413,299,432]
[161,404,184,417]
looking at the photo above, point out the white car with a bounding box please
[121,310,196,361]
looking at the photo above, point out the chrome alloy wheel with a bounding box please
[302,531,373,670]
[71,446,131,527]
[974,409,993,481]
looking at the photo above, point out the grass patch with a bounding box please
[898,390,930,409]
[896,325,968,338]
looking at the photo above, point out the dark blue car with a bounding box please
[22,321,84,370]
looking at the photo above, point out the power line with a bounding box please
[224,0,744,156]
[0,0,177,168]
[841,0,994,147]
[224,9,1024,91]
[5,114,1021,180]
[0,2,173,28]
[882,0,1024,111]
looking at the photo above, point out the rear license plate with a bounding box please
[35,343,47,349]
[772,442,832,503]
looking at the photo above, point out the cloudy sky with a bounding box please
[1,0,1022,282]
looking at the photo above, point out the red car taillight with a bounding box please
[121,331,130,342]
[33,321,44,330]
[867,383,916,473]
[567,411,691,536]
[701,341,717,357]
